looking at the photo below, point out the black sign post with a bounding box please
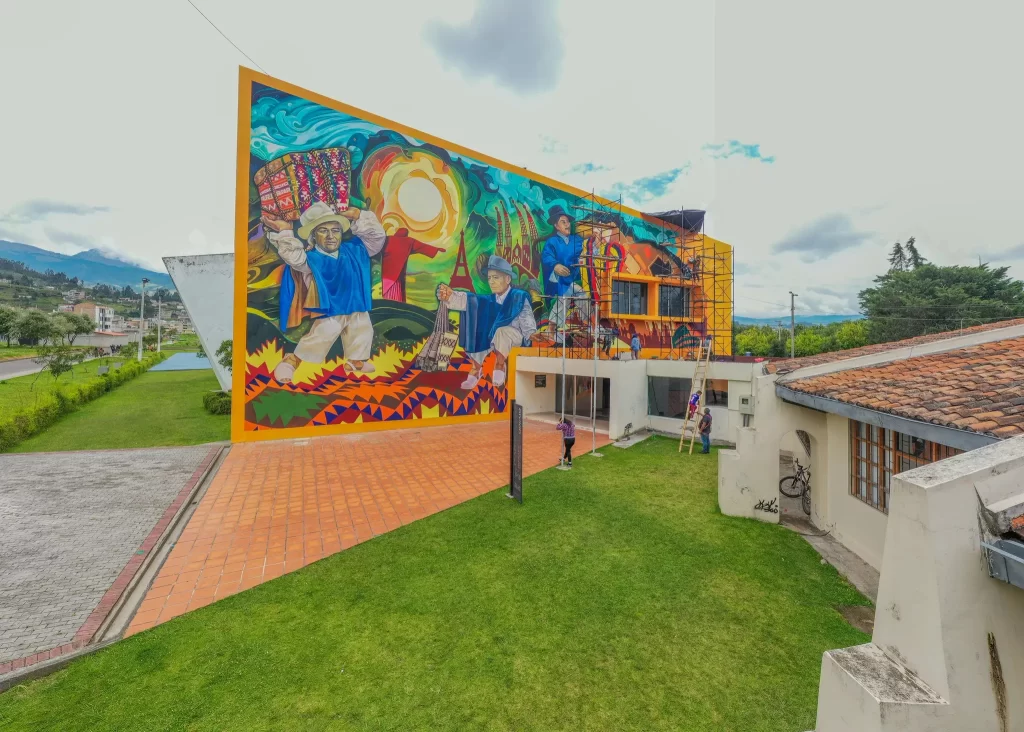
[508,399,523,503]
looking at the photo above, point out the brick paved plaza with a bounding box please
[127,420,610,635]
[0,446,217,670]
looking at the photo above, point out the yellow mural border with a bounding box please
[231,66,684,443]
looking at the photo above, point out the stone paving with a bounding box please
[127,419,611,635]
[0,446,216,666]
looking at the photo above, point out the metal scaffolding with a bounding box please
[532,195,733,364]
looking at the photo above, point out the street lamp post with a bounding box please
[138,277,149,360]
[157,297,162,353]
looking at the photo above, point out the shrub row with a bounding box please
[0,351,170,453]
[202,390,232,415]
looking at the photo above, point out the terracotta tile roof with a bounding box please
[1012,514,1024,539]
[782,335,1024,440]
[766,319,1024,375]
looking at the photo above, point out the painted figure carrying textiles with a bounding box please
[263,201,386,383]
[436,255,537,390]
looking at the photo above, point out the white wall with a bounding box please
[815,438,1024,731]
[514,369,555,414]
[163,254,233,392]
[76,332,131,348]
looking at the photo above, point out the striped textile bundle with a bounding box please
[254,147,351,222]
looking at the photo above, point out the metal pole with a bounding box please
[157,298,162,353]
[138,278,147,360]
[593,290,598,452]
[789,291,798,358]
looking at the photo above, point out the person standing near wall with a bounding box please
[630,332,641,360]
[698,407,712,454]
[557,417,576,467]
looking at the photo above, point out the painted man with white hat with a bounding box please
[436,255,537,390]
[262,201,386,383]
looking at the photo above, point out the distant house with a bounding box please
[72,302,115,332]
[55,304,75,313]
[63,289,86,302]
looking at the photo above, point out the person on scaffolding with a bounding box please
[557,416,576,467]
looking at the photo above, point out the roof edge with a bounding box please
[775,384,1000,451]
[778,323,1024,383]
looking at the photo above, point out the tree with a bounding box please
[32,343,86,387]
[888,241,907,272]
[793,329,829,357]
[0,305,17,347]
[832,320,869,350]
[859,262,1024,343]
[54,313,95,345]
[734,325,781,357]
[15,310,56,345]
[904,236,926,269]
[216,339,233,373]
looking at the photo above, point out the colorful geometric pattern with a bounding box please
[243,340,507,432]
[254,148,352,222]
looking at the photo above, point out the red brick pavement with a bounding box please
[126,420,610,636]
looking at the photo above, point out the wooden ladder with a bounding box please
[678,340,713,454]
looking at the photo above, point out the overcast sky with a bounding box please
[0,0,1021,317]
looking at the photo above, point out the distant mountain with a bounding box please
[734,314,863,326]
[0,240,172,289]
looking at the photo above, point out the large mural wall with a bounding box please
[233,70,731,440]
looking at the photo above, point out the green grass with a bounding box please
[0,357,123,414]
[0,438,867,730]
[0,345,89,362]
[12,370,229,452]
[161,333,201,352]
[0,346,42,362]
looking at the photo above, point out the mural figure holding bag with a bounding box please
[436,255,537,390]
[263,201,386,383]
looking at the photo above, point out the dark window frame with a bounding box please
[612,279,648,316]
[849,420,961,514]
[657,284,691,318]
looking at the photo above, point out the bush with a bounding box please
[203,390,232,415]
[0,351,170,452]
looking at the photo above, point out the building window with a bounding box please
[648,377,727,417]
[658,284,691,318]
[612,280,647,315]
[849,420,961,514]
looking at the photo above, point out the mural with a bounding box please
[233,70,730,439]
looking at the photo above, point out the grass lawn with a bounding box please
[0,357,123,414]
[161,333,201,352]
[12,370,229,452]
[0,438,868,730]
[0,346,42,362]
[0,345,89,362]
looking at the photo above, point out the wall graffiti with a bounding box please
[755,497,779,514]
[233,70,730,440]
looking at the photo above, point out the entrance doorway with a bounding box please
[554,375,609,421]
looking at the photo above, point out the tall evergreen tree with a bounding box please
[888,241,907,271]
[904,237,926,269]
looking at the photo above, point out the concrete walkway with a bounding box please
[126,420,612,636]
[0,357,44,381]
[0,445,220,677]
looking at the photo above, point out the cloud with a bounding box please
[425,0,565,94]
[703,140,776,164]
[603,165,690,204]
[3,199,110,223]
[539,134,567,155]
[561,162,611,176]
[979,243,1024,262]
[772,213,874,262]
[44,227,99,249]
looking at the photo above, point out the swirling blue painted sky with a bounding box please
[0,0,1022,316]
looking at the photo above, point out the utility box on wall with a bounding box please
[738,394,755,415]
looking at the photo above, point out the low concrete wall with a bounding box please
[815,437,1024,731]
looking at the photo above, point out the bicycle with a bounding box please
[779,459,812,516]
